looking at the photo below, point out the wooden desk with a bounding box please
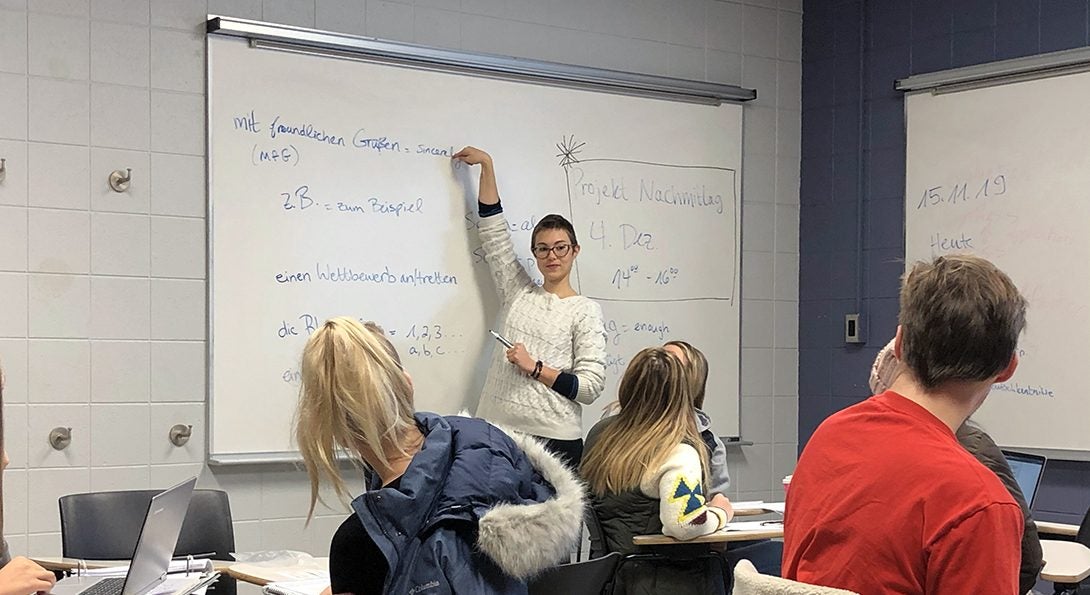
[1038,520,1081,538]
[225,559,330,586]
[1040,540,1090,583]
[731,502,785,517]
[633,524,784,546]
[32,557,233,573]
[224,566,277,587]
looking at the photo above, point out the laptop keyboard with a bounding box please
[80,577,126,595]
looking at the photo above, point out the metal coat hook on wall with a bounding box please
[109,168,132,192]
[169,424,193,447]
[49,427,72,450]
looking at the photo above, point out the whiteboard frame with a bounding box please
[205,19,754,465]
[896,45,1090,94]
[206,16,756,106]
[899,57,1090,457]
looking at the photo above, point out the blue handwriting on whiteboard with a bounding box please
[370,197,423,216]
[464,211,539,231]
[252,143,299,166]
[353,129,404,153]
[640,180,724,214]
[992,382,1054,398]
[916,174,1007,209]
[604,353,628,375]
[417,144,456,156]
[580,178,629,204]
[272,264,459,286]
[605,318,671,345]
[588,221,655,251]
[269,115,345,146]
[233,110,260,134]
[929,232,973,255]
[303,263,458,286]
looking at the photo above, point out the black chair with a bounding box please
[585,506,731,594]
[59,489,236,595]
[528,552,622,595]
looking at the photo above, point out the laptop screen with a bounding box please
[123,477,197,595]
[1002,450,1046,508]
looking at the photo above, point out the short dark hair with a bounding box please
[899,255,1027,389]
[532,214,578,247]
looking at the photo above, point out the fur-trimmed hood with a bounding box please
[476,424,586,579]
[350,412,585,593]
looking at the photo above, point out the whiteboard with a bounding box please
[905,71,1090,451]
[208,35,743,461]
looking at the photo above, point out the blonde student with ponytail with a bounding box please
[293,317,584,595]
[581,347,733,595]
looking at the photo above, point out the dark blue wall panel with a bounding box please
[800,0,1090,520]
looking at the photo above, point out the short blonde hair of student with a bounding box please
[581,347,709,496]
[663,340,709,409]
[294,316,416,520]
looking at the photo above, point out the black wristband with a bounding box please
[532,360,543,379]
[478,200,503,218]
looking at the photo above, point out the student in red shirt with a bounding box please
[783,254,1027,594]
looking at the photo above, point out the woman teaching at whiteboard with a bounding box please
[453,146,607,467]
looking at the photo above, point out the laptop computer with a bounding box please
[52,477,198,595]
[1002,450,1047,507]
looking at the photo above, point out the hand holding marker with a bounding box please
[489,329,514,348]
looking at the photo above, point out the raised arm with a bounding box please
[453,146,533,302]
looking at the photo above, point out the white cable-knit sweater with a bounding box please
[474,213,607,440]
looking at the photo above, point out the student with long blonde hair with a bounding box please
[294,317,584,595]
[662,340,731,496]
[581,347,733,594]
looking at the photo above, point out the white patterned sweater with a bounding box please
[474,213,607,441]
[640,443,730,540]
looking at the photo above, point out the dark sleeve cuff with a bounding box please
[478,200,503,218]
[700,428,718,459]
[551,372,579,401]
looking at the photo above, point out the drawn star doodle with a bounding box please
[556,134,586,167]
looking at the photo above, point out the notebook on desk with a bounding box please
[51,477,199,595]
[1002,450,1046,508]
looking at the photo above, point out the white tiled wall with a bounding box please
[0,0,801,560]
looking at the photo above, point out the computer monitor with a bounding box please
[1002,450,1046,508]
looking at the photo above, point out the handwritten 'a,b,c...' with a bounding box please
[231,109,454,161]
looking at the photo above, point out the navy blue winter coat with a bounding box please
[347,413,585,594]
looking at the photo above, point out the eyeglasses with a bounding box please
[532,243,573,259]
